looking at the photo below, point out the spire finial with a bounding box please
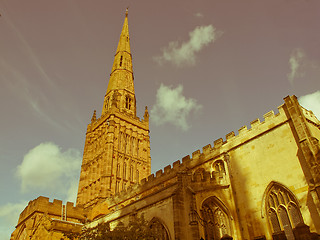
[144,106,149,121]
[126,7,128,17]
[91,110,97,122]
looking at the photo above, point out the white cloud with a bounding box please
[154,25,222,67]
[194,12,204,18]
[150,84,202,131]
[287,48,320,86]
[0,201,28,240]
[66,179,80,203]
[1,143,81,239]
[299,91,320,120]
[287,48,306,85]
[16,142,81,202]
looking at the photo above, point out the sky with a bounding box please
[1,0,320,238]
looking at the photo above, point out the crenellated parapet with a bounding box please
[301,106,320,126]
[101,100,315,212]
[16,196,85,228]
[164,104,289,166]
[101,155,230,215]
[106,104,292,192]
[85,96,320,233]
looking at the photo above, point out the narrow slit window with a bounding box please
[120,56,123,67]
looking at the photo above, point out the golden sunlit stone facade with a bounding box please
[76,9,151,209]
[11,10,320,240]
[86,95,320,240]
[11,196,84,240]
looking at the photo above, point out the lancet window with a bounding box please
[130,165,134,181]
[115,180,120,193]
[125,96,132,110]
[266,183,303,240]
[137,139,141,157]
[123,162,127,180]
[120,55,123,67]
[116,163,121,177]
[136,170,139,182]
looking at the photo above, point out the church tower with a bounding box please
[76,9,151,209]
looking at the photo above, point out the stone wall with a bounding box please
[11,196,85,240]
[85,96,320,239]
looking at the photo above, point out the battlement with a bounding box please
[105,163,227,215]
[102,97,313,214]
[178,104,288,162]
[116,104,288,188]
[17,196,85,227]
[301,106,320,125]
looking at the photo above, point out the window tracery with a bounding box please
[212,160,226,181]
[212,160,225,173]
[149,218,169,240]
[202,197,231,240]
[266,183,303,240]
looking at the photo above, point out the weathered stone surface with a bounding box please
[11,10,320,240]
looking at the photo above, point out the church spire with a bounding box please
[77,9,151,208]
[111,7,132,76]
[102,8,135,116]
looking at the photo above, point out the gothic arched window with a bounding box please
[116,163,121,177]
[212,160,225,173]
[130,165,134,181]
[125,96,132,110]
[149,218,169,240]
[116,180,120,193]
[193,168,205,181]
[212,160,226,181]
[266,183,303,240]
[123,163,127,180]
[136,170,139,182]
[202,197,231,240]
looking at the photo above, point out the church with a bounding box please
[11,10,320,240]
